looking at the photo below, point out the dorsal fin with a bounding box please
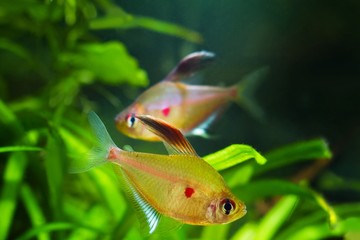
[163,51,215,82]
[135,115,198,156]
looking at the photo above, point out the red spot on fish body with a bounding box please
[184,187,195,198]
[162,107,171,117]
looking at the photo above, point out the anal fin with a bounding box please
[112,165,161,235]
[189,107,226,139]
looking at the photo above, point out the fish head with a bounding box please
[115,105,158,141]
[205,192,246,224]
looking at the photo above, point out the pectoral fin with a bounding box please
[163,51,215,82]
[135,115,198,156]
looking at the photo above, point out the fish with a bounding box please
[115,51,268,141]
[75,111,247,235]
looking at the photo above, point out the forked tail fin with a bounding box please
[235,66,269,121]
[68,111,118,173]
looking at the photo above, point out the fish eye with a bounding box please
[126,114,136,128]
[220,198,236,215]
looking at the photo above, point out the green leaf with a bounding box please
[89,6,202,43]
[0,146,42,153]
[224,163,254,187]
[237,180,312,202]
[21,183,48,240]
[308,189,339,228]
[254,195,299,240]
[45,129,67,221]
[67,205,110,239]
[277,203,360,240]
[59,126,90,172]
[231,222,257,240]
[128,16,202,43]
[0,38,32,62]
[88,168,127,222]
[60,42,148,86]
[0,100,23,135]
[237,179,339,228]
[204,144,266,171]
[200,224,230,240]
[280,217,360,240]
[255,138,332,175]
[0,152,28,240]
[17,222,101,240]
[64,0,76,26]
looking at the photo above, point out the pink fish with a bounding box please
[73,112,246,235]
[115,51,267,141]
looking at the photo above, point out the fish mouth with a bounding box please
[114,113,123,124]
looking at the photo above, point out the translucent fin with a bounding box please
[236,66,269,121]
[163,51,215,82]
[189,128,211,138]
[151,215,183,237]
[68,111,117,173]
[112,166,161,235]
[135,115,198,156]
[163,142,181,155]
[188,108,225,139]
[123,145,134,152]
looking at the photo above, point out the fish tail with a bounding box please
[68,111,119,173]
[234,66,269,121]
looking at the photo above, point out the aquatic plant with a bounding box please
[1,1,359,240]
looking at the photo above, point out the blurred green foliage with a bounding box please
[0,0,359,240]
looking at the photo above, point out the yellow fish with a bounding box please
[115,51,268,141]
[79,112,246,234]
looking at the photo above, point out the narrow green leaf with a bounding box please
[90,15,202,43]
[236,180,312,202]
[130,16,202,43]
[0,152,28,240]
[0,38,32,62]
[0,146,42,153]
[0,100,23,135]
[67,205,110,240]
[282,217,360,240]
[200,224,230,240]
[254,195,299,240]
[45,130,67,221]
[236,179,339,229]
[0,100,16,123]
[17,222,101,240]
[21,183,49,240]
[334,203,360,215]
[204,144,266,171]
[255,138,332,175]
[9,97,43,112]
[231,222,257,240]
[59,127,90,172]
[309,189,339,228]
[89,12,132,29]
[226,163,255,187]
[64,0,76,25]
[89,168,127,222]
[277,203,360,240]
